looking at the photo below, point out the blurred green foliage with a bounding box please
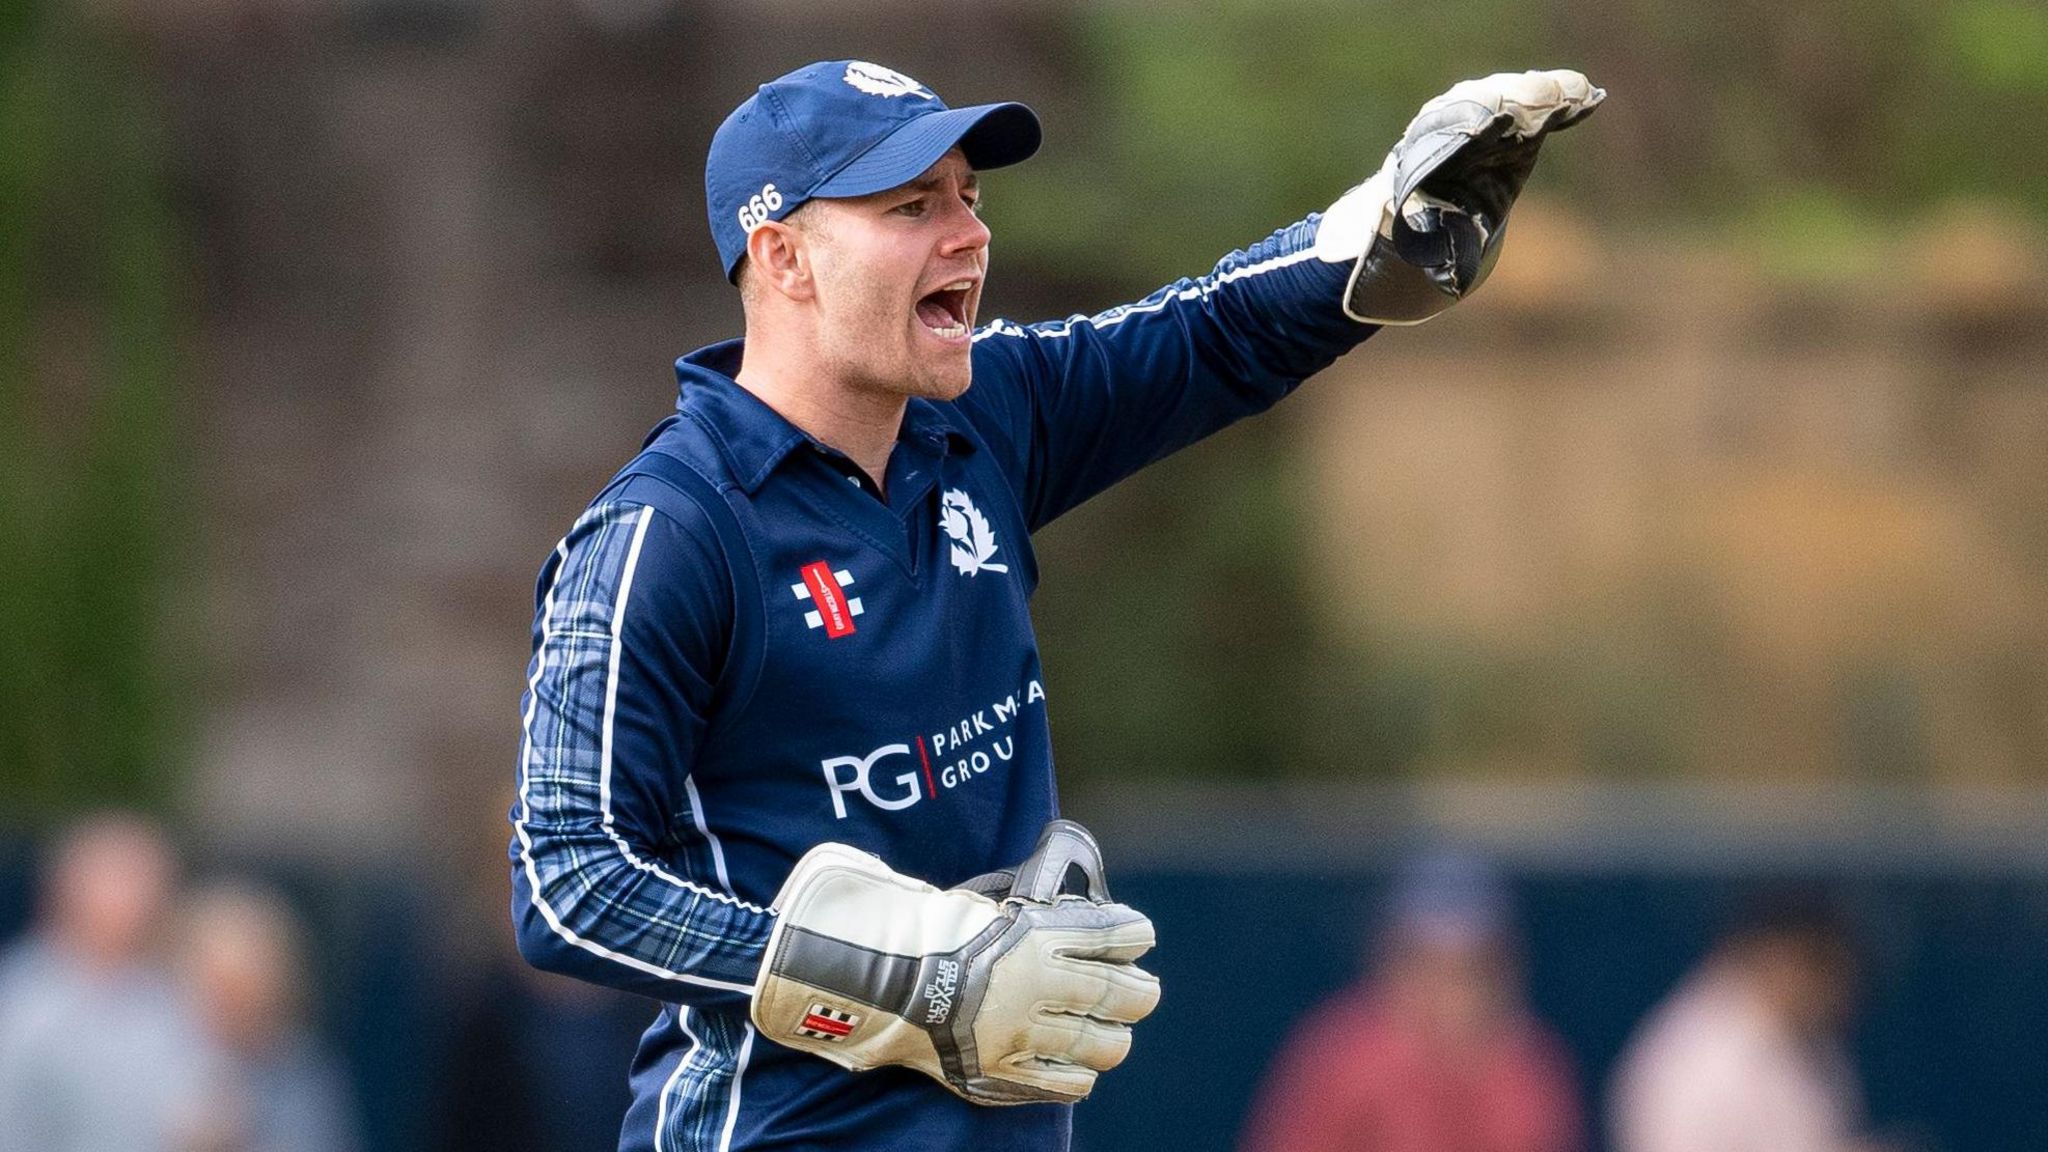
[1945,0,2048,96]
[1,8,187,827]
[995,0,2048,286]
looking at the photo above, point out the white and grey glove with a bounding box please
[1314,69,1606,324]
[751,820,1160,1106]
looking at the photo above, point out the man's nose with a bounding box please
[939,202,991,258]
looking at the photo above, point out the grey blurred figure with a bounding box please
[173,881,363,1152]
[1608,892,1892,1152]
[0,813,214,1152]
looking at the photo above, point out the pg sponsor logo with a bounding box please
[820,680,1045,818]
[819,743,921,817]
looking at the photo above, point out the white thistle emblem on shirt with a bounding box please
[940,489,1008,577]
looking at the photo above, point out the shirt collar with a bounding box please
[674,339,977,494]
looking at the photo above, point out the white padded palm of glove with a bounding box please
[1314,68,1605,324]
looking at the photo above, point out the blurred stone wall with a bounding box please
[1299,199,2048,784]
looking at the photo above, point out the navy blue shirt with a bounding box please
[510,217,1373,1152]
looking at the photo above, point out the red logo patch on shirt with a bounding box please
[792,562,862,638]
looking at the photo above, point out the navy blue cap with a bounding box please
[706,60,1042,281]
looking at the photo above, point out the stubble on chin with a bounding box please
[831,321,973,402]
[859,360,971,404]
[816,352,967,409]
[910,352,974,402]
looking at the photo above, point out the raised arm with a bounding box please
[961,69,1603,531]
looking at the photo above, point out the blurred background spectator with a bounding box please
[1607,891,1883,1152]
[1239,850,1584,1152]
[175,880,363,1152]
[0,814,214,1152]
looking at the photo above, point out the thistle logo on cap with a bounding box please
[704,60,1043,282]
[842,62,933,100]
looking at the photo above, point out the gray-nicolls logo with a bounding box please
[923,959,960,1025]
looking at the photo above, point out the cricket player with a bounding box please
[510,59,1601,1152]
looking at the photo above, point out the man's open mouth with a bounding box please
[916,280,974,339]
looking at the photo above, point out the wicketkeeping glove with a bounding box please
[1313,69,1606,324]
[751,820,1160,1105]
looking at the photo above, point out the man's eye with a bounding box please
[964,197,983,215]
[893,200,926,217]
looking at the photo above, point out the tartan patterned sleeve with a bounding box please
[509,500,772,1004]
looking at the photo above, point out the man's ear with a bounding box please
[747,220,815,302]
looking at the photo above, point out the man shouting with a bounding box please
[510,58,1602,1152]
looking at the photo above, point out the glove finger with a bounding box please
[1433,69,1589,115]
[993,1052,1097,1101]
[1037,956,1162,1025]
[1419,72,1559,129]
[1474,69,1565,115]
[1418,70,1604,145]
[1501,72,1605,138]
[1539,69,1603,119]
[1029,1017,1133,1073]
